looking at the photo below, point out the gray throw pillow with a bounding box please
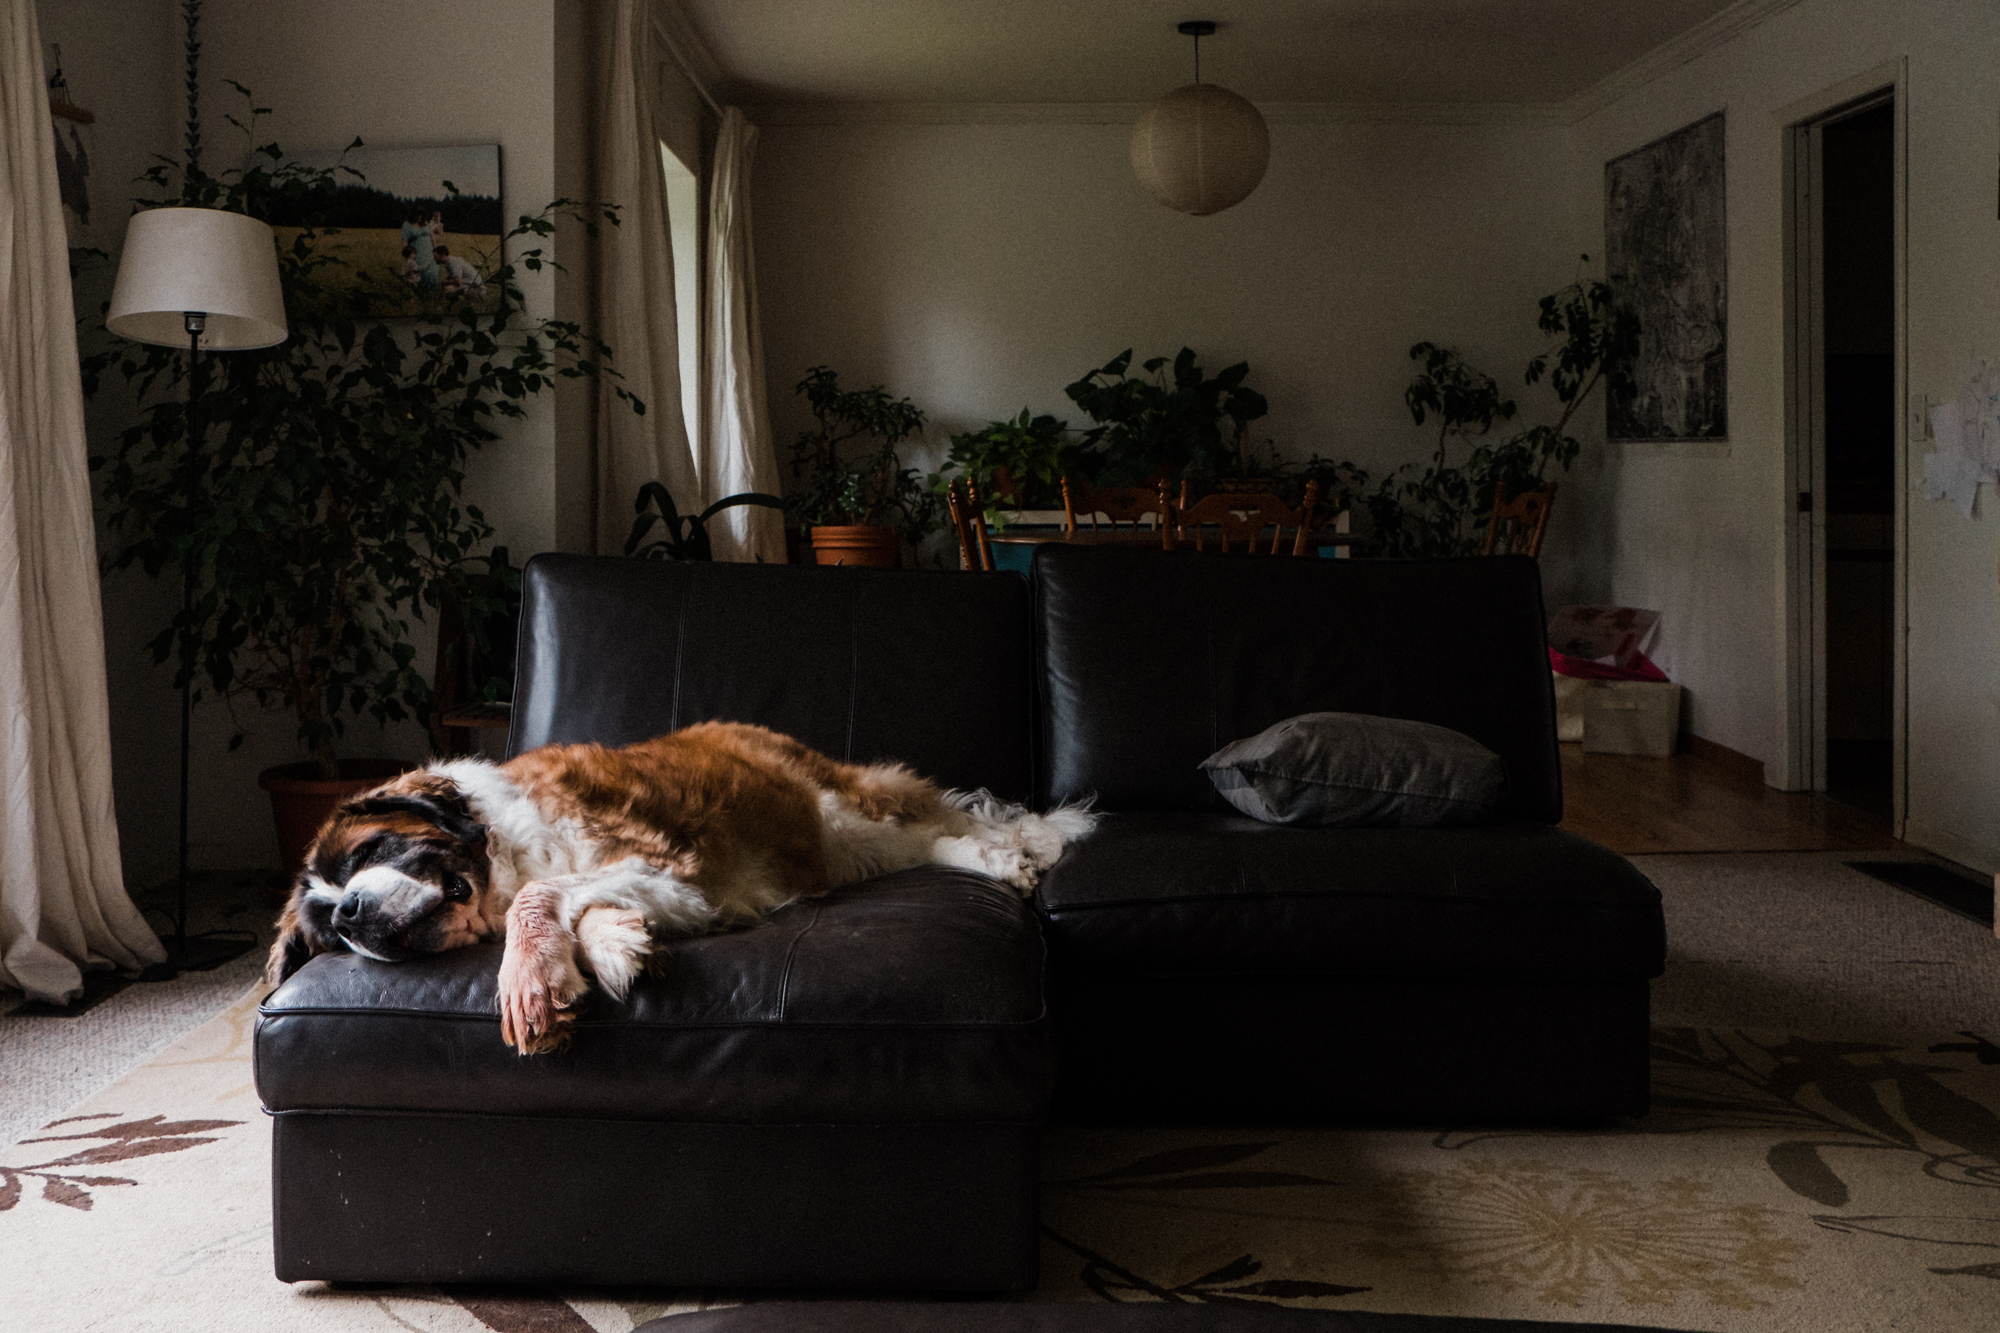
[1200,711,1505,827]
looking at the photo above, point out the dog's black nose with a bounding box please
[335,889,363,922]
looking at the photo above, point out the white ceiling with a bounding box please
[678,0,1742,107]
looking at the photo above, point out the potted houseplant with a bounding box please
[785,366,941,566]
[931,408,1076,528]
[625,481,785,560]
[85,103,642,876]
[1363,267,1638,557]
[1063,347,1270,487]
[780,364,936,560]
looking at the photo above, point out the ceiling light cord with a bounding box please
[1176,19,1218,86]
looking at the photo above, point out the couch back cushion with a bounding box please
[511,556,1035,800]
[1034,546,1562,823]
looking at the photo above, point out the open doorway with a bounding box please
[1789,91,1898,816]
[1818,101,1895,816]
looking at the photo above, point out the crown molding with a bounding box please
[1266,102,1568,127]
[1563,0,1809,122]
[747,101,1144,126]
[738,0,1808,131]
[746,99,1569,128]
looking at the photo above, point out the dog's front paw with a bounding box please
[576,906,651,1000]
[496,884,586,1054]
[497,970,576,1054]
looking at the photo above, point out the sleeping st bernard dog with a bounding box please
[267,721,1096,1053]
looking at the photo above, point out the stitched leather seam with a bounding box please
[1204,565,1219,759]
[265,1109,1050,1126]
[844,582,860,760]
[775,902,823,1020]
[254,1009,1050,1029]
[1039,889,1653,910]
[669,566,693,731]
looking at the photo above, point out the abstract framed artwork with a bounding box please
[259,144,504,317]
[1605,112,1728,442]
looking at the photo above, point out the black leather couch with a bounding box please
[255,547,1665,1293]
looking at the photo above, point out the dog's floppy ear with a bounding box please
[265,893,340,986]
[343,790,487,847]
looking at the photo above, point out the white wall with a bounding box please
[1559,0,2000,866]
[752,114,1616,599]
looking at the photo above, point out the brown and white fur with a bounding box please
[266,721,1096,1053]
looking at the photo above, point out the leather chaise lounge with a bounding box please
[255,546,1666,1291]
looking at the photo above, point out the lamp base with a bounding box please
[137,933,259,982]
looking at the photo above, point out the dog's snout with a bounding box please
[335,889,364,922]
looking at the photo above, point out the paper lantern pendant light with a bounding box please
[1131,20,1269,216]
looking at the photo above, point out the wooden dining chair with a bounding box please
[945,479,998,571]
[1165,479,1322,555]
[1061,476,1169,534]
[1483,482,1557,559]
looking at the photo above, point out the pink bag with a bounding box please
[1549,647,1668,683]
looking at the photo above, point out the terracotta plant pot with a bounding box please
[258,758,414,887]
[810,524,900,568]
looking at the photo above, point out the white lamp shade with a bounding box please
[1131,83,1271,217]
[106,207,289,350]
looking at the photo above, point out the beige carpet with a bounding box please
[2,853,1997,1332]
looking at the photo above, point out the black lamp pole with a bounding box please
[146,311,255,977]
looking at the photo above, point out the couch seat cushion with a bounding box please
[256,869,1050,1124]
[1035,813,1664,982]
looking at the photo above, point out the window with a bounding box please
[660,143,701,453]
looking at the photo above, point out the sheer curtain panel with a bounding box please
[700,108,784,564]
[594,0,701,554]
[0,0,164,1001]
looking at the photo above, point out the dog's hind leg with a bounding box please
[927,794,1101,895]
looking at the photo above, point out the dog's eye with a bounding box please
[442,874,472,903]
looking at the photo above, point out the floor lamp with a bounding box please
[106,207,289,974]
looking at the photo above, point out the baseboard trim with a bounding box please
[1679,731,1766,782]
[1899,819,2000,882]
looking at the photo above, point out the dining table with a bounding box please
[984,513,1354,573]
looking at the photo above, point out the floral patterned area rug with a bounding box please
[3,1000,1997,1331]
[1038,1024,2000,1329]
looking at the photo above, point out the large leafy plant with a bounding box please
[785,365,941,548]
[1366,269,1638,558]
[931,408,1077,526]
[1063,347,1269,486]
[85,93,639,776]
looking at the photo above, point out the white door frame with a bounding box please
[1775,60,1906,833]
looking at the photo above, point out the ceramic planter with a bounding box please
[258,758,413,886]
[809,524,900,568]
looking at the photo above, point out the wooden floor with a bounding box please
[1558,742,1903,855]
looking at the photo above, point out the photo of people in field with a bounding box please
[260,144,503,317]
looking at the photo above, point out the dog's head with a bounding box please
[266,773,501,984]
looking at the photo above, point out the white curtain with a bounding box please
[594,0,701,554]
[700,108,784,563]
[0,0,164,1002]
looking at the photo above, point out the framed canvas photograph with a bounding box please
[1605,113,1728,442]
[259,143,504,317]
